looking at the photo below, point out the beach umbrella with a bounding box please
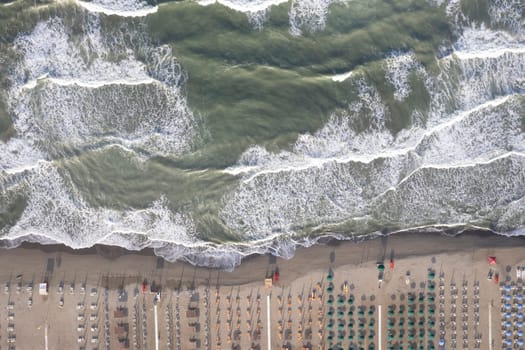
[518,330,523,337]
[505,339,512,346]
[517,312,524,319]
[505,295,512,301]
[439,339,445,346]
[338,310,344,317]
[518,303,523,310]
[338,334,344,341]
[517,321,523,328]
[338,298,345,305]
[327,271,333,281]
[328,308,334,316]
[358,308,365,317]
[505,321,512,328]
[505,303,512,310]
[348,295,354,305]
[506,330,512,337]
[518,294,523,302]
[488,256,497,265]
[348,309,354,317]
[505,285,511,292]
[518,339,524,346]
[377,264,385,272]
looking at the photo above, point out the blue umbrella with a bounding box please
[518,295,523,302]
[439,339,444,346]
[505,295,512,301]
[505,312,511,319]
[505,285,511,292]
[505,321,512,328]
[518,339,524,346]
[517,303,523,310]
[506,330,512,337]
[517,330,523,337]
[505,339,512,346]
[505,303,512,310]
[517,312,524,319]
[517,321,523,328]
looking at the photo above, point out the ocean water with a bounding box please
[0,0,523,269]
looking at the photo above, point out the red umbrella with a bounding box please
[273,268,280,283]
[488,256,497,265]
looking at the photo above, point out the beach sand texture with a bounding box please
[0,232,523,350]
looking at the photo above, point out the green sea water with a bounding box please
[0,0,524,267]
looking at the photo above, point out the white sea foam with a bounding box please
[289,0,341,35]
[0,139,45,175]
[198,0,288,12]
[331,71,353,82]
[5,163,196,249]
[452,26,525,59]
[74,0,158,17]
[9,17,196,158]
[488,0,524,37]
[384,51,426,101]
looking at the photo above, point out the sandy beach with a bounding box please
[0,231,524,350]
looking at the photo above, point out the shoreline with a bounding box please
[0,230,523,288]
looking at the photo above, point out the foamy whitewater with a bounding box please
[0,0,524,269]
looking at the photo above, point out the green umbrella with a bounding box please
[428,270,435,279]
[378,264,385,272]
[348,295,354,305]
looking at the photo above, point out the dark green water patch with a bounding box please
[146,0,452,167]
